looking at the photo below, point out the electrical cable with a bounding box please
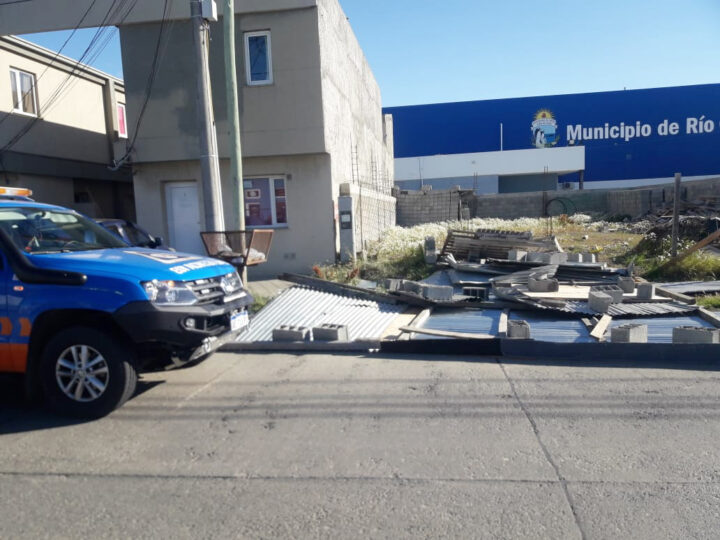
[0,0,100,128]
[111,0,174,169]
[0,0,138,155]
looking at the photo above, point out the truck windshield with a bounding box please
[0,207,129,253]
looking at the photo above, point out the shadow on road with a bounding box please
[0,376,162,435]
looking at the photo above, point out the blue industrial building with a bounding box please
[384,84,720,193]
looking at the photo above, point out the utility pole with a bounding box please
[671,172,681,257]
[222,0,247,282]
[191,0,225,232]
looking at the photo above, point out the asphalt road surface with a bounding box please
[2,352,720,539]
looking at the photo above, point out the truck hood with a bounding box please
[28,248,237,282]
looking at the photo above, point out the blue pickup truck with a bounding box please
[0,194,251,417]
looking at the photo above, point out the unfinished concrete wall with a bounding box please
[316,0,395,251]
[395,176,720,226]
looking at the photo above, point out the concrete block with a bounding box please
[462,286,489,300]
[402,280,423,295]
[421,284,454,302]
[616,276,636,293]
[581,252,597,263]
[672,326,720,344]
[272,325,310,342]
[590,285,624,303]
[567,253,582,262]
[611,323,648,343]
[588,290,613,313]
[526,252,545,263]
[545,252,568,264]
[507,320,531,339]
[424,236,437,264]
[507,249,527,262]
[636,282,655,300]
[527,277,560,292]
[382,278,403,292]
[312,324,349,342]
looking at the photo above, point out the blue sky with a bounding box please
[19,0,720,107]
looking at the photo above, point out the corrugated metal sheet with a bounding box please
[606,316,715,343]
[509,312,594,343]
[419,309,503,339]
[237,286,404,342]
[563,301,697,317]
[418,309,715,344]
[660,281,720,295]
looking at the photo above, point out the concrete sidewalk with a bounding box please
[2,353,720,538]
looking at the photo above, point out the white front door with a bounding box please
[165,181,204,255]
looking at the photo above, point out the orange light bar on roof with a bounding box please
[0,187,32,196]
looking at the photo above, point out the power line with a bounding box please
[112,0,174,169]
[0,0,138,155]
[0,0,100,129]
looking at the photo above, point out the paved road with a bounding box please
[2,352,720,539]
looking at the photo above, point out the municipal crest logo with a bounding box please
[531,109,559,148]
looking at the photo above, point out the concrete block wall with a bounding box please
[394,176,720,227]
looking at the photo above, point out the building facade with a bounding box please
[117,0,394,277]
[385,84,720,193]
[0,0,395,278]
[0,36,133,218]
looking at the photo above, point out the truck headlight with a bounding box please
[142,280,198,306]
[220,272,242,295]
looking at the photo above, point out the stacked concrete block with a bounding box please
[567,253,583,263]
[616,276,636,293]
[611,324,648,343]
[636,282,655,300]
[507,320,531,339]
[462,287,489,300]
[312,324,350,342]
[582,252,597,263]
[672,326,720,344]
[588,290,613,313]
[421,284,454,302]
[272,325,310,342]
[424,236,437,265]
[507,249,527,262]
[590,284,624,303]
[527,277,560,293]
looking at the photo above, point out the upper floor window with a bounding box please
[244,31,272,86]
[9,68,37,116]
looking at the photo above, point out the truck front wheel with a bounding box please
[40,326,138,418]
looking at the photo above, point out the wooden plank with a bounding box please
[398,326,494,340]
[655,286,696,305]
[654,228,720,274]
[589,314,612,341]
[697,307,720,329]
[498,309,509,337]
[399,308,433,341]
[381,307,424,341]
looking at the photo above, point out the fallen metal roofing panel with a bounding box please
[237,286,405,342]
[606,315,715,343]
[660,281,720,295]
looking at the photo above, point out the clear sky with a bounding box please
[19,0,720,107]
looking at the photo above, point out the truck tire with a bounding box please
[40,326,138,418]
